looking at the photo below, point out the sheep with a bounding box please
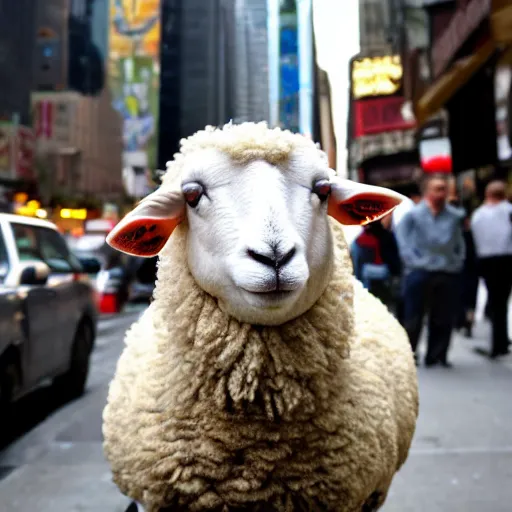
[103,122,419,512]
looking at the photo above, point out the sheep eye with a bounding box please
[182,182,204,208]
[313,179,331,202]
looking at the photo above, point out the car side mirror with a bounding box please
[79,256,102,274]
[15,261,51,286]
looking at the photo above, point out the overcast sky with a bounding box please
[313,0,360,177]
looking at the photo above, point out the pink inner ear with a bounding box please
[107,216,182,257]
[328,192,401,225]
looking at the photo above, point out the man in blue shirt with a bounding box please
[395,174,465,367]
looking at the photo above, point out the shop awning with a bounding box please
[414,39,496,126]
[415,0,512,126]
[491,0,512,44]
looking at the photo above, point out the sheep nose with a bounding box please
[247,246,297,269]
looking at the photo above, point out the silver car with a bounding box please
[0,214,99,409]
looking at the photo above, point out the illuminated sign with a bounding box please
[60,208,88,220]
[353,96,415,137]
[15,200,48,219]
[351,55,403,99]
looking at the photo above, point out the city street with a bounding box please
[0,300,510,512]
[0,308,144,512]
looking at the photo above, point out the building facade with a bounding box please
[403,0,512,202]
[158,0,270,171]
[31,0,124,206]
[348,0,421,194]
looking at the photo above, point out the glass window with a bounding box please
[11,223,82,273]
[0,228,10,284]
[12,223,43,263]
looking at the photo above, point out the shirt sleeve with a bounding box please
[454,217,466,268]
[394,211,416,267]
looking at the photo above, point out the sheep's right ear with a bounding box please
[106,189,185,257]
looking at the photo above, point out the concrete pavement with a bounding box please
[383,320,512,512]
[0,302,510,511]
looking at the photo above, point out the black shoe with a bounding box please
[440,360,453,368]
[474,347,492,358]
[473,347,509,359]
[424,359,439,368]
[490,348,511,359]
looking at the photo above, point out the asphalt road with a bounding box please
[0,302,510,512]
[0,307,143,512]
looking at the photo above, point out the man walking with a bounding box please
[471,180,512,359]
[395,174,465,367]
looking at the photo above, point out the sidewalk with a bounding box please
[383,308,512,511]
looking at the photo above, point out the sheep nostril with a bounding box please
[247,249,276,268]
[278,247,296,267]
[247,246,297,269]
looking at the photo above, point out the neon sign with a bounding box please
[352,55,403,99]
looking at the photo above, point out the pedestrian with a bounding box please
[350,216,402,312]
[391,182,421,232]
[395,173,466,367]
[392,183,421,324]
[470,180,512,359]
[455,213,479,338]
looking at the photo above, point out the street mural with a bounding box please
[108,0,161,175]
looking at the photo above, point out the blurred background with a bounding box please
[0,0,511,511]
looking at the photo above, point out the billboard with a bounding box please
[279,10,299,132]
[0,122,12,177]
[109,0,161,177]
[0,122,35,180]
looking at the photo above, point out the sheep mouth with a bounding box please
[251,290,294,299]
[240,288,299,305]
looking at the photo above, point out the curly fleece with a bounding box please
[103,220,419,512]
[160,122,328,190]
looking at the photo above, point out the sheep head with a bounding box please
[107,122,404,325]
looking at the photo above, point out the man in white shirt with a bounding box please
[471,180,512,358]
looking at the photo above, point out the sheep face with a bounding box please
[107,127,404,325]
[180,146,336,326]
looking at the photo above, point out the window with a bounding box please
[0,228,9,284]
[11,223,82,273]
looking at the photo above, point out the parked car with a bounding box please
[0,214,100,411]
[72,242,157,314]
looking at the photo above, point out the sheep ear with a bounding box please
[106,189,186,257]
[328,177,405,225]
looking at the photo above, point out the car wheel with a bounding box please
[54,321,93,400]
[0,359,18,435]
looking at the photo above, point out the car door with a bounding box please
[0,226,25,365]
[31,225,85,372]
[7,222,62,385]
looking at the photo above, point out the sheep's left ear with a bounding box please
[328,177,405,225]
[106,189,185,257]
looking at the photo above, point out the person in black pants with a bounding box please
[395,174,466,367]
[455,215,479,337]
[471,181,512,358]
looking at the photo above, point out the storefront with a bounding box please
[348,54,421,188]
[413,0,512,198]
